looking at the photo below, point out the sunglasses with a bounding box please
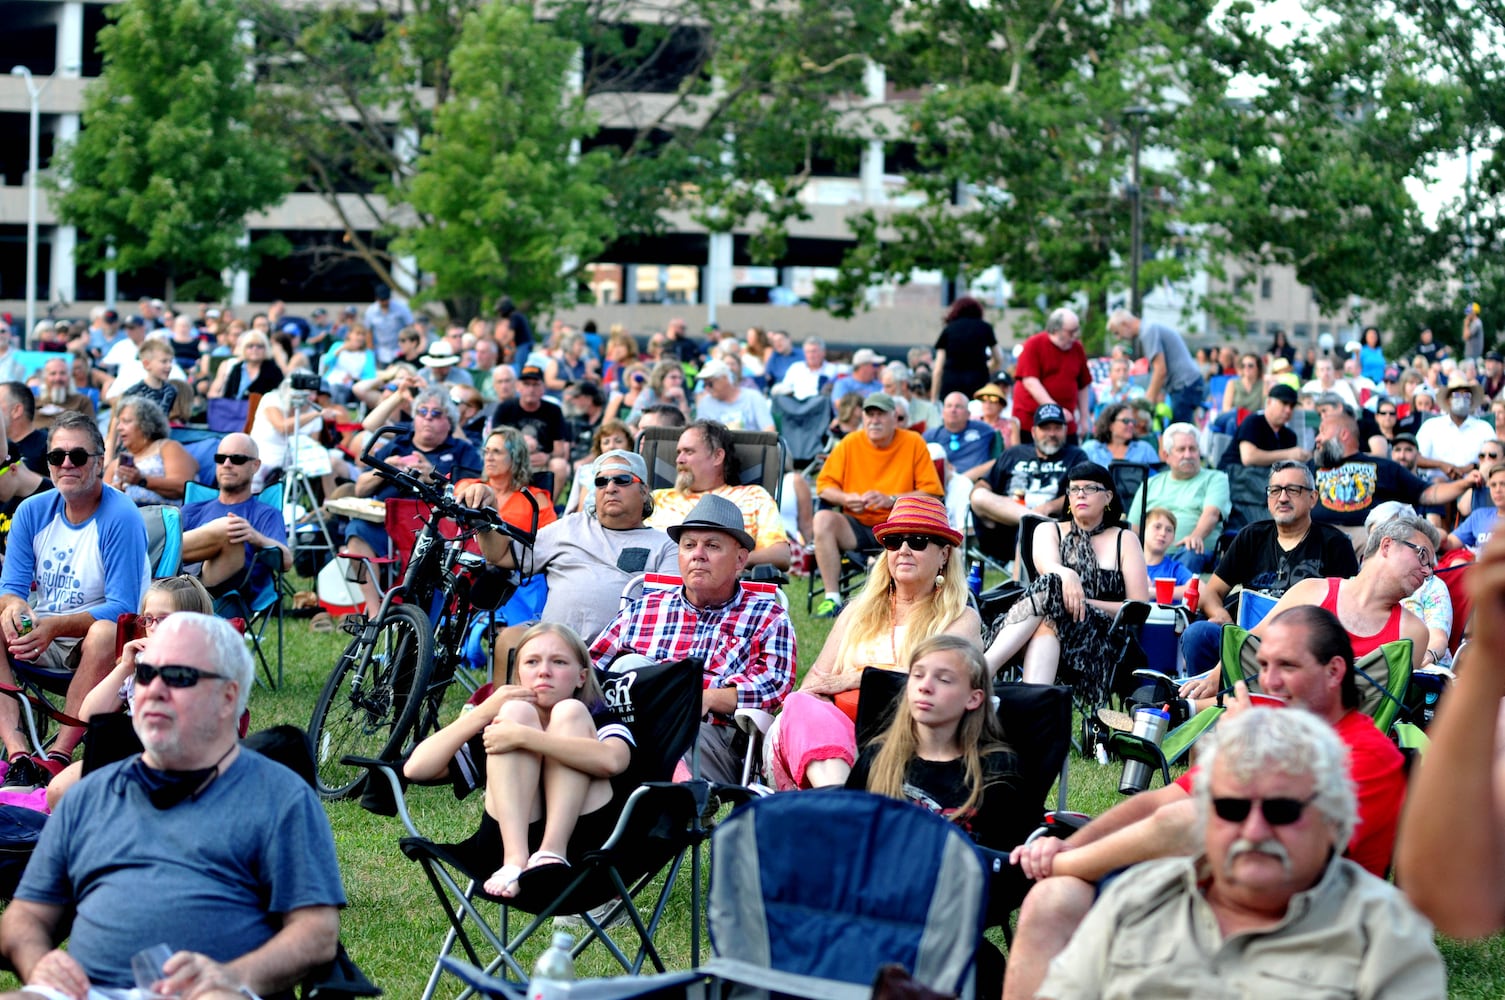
[1377,409,1396,416]
[214,453,255,466]
[1211,795,1316,826]
[880,533,944,552]
[1481,452,1502,460]
[594,473,640,489]
[413,408,447,419]
[46,448,99,468]
[135,661,230,689]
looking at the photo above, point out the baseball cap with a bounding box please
[1393,432,1418,447]
[1383,365,1401,382]
[861,392,896,413]
[1488,351,1503,363]
[1267,384,1298,404]
[1034,402,1067,425]
[102,309,119,324]
[518,364,545,382]
[696,359,733,383]
[851,348,886,367]
[123,315,144,328]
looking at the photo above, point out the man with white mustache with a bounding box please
[1036,707,1444,999]
[33,359,95,429]
[1002,605,1409,1000]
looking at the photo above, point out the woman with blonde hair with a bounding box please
[767,496,980,789]
[208,329,283,400]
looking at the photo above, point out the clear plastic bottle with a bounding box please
[527,931,576,1000]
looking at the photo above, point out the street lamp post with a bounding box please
[1125,106,1150,317]
[10,66,46,348]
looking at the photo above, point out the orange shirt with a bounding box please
[817,428,944,527]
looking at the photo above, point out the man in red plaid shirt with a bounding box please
[591,494,795,783]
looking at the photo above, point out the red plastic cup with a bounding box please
[1155,577,1175,605]
[1248,693,1287,709]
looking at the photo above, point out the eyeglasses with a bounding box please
[1211,794,1317,826]
[45,448,99,468]
[413,407,446,419]
[134,661,230,689]
[880,533,943,552]
[136,613,172,630]
[1393,537,1436,571]
[594,473,640,489]
[214,453,255,466]
[1114,417,1137,425]
[1066,485,1109,497]
[1265,484,1313,498]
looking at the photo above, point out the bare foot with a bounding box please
[483,863,524,898]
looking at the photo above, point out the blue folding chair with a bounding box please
[183,481,287,688]
[701,789,990,999]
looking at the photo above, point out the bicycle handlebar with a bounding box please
[359,425,537,547]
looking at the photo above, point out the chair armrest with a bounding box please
[733,708,774,738]
[341,755,421,837]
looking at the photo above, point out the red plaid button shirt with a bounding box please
[590,585,795,717]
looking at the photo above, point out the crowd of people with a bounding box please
[0,289,1504,999]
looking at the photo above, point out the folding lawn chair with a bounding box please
[699,789,990,1000]
[348,657,717,1000]
[183,481,288,689]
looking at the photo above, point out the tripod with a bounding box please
[283,392,337,568]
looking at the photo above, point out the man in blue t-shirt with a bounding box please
[0,412,148,789]
[181,433,291,598]
[1,613,345,998]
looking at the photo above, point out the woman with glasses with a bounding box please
[984,463,1149,697]
[43,575,215,808]
[767,496,980,789]
[1083,403,1159,468]
[1221,353,1265,416]
[457,428,556,535]
[625,361,692,426]
[206,330,283,401]
[101,398,199,506]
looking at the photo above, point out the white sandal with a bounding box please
[483,863,524,899]
[527,849,570,871]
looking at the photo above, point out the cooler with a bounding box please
[1141,603,1190,677]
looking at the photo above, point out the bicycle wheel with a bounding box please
[308,603,434,799]
[393,607,477,762]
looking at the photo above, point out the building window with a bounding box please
[1245,321,1260,338]
[1260,277,1273,300]
[1293,323,1310,339]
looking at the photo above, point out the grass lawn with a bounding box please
[0,574,1499,996]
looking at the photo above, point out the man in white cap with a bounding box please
[591,493,796,783]
[831,349,886,405]
[692,359,774,432]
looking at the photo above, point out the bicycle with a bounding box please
[308,426,539,799]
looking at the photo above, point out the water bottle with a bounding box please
[528,931,576,1000]
[1184,577,1200,615]
[1119,706,1171,794]
[967,562,984,598]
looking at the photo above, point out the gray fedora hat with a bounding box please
[666,493,755,550]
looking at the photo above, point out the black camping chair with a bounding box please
[347,657,718,999]
[1108,461,1154,537]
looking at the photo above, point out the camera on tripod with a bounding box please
[290,371,322,394]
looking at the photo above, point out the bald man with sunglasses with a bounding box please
[180,433,291,598]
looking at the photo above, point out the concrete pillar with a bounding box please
[861,60,886,205]
[52,112,79,305]
[623,264,639,305]
[56,3,84,76]
[104,244,117,307]
[705,232,733,325]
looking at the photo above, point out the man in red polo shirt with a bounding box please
[1011,307,1091,440]
[1000,604,1406,1000]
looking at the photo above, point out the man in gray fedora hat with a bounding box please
[590,493,796,783]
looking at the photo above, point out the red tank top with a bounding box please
[1319,577,1402,659]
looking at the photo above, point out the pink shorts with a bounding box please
[769,691,858,790]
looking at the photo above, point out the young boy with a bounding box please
[122,338,179,419]
[1143,506,1193,599]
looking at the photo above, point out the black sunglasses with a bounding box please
[135,662,231,689]
[214,453,255,466]
[594,473,640,489]
[880,533,944,552]
[1211,794,1316,826]
[45,448,99,468]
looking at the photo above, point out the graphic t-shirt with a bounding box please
[1212,520,1358,597]
[1310,454,1429,527]
[1453,506,1498,554]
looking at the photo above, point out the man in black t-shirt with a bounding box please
[1179,460,1359,676]
[1223,384,1309,469]
[492,364,571,496]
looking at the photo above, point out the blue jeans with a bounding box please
[1169,379,1206,425]
[1180,619,1224,678]
[1169,546,1215,575]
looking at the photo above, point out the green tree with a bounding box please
[51,0,291,304]
[393,2,617,318]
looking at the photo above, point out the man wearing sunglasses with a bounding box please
[1037,707,1443,999]
[1002,604,1410,1000]
[0,411,149,791]
[180,434,291,598]
[1,613,345,1000]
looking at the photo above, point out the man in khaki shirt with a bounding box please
[1037,709,1443,1000]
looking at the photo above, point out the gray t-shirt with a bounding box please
[1138,322,1202,391]
[694,389,775,431]
[17,749,346,989]
[526,513,679,640]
